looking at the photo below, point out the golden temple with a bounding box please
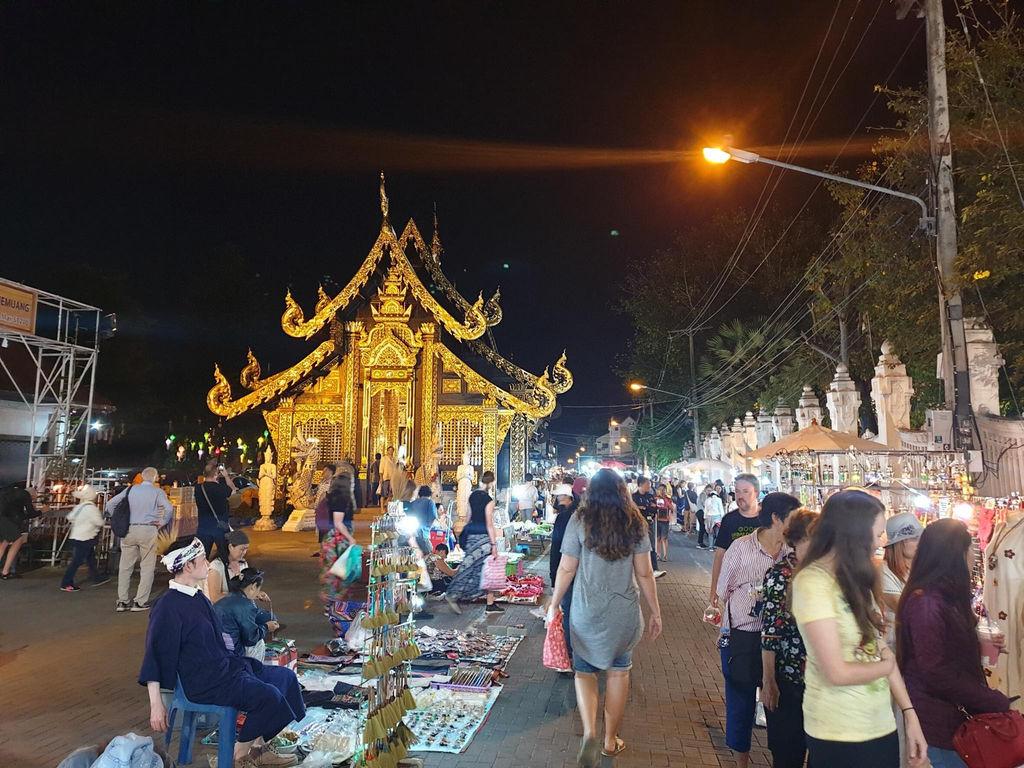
[206,175,572,496]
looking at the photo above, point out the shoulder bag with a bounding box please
[954,708,1024,768]
[200,483,232,533]
[720,598,763,685]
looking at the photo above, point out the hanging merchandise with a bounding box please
[356,510,422,767]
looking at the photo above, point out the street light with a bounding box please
[702,145,934,234]
[628,382,688,399]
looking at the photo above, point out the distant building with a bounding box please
[596,416,636,459]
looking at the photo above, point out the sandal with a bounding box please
[577,737,601,768]
[602,737,626,757]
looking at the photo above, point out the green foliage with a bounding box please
[830,2,1024,414]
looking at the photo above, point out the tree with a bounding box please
[815,2,1024,417]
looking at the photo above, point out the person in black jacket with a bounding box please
[550,484,578,584]
[631,477,665,578]
[0,482,38,579]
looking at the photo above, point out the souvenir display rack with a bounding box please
[357,508,421,768]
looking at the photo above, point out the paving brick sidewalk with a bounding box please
[0,523,767,768]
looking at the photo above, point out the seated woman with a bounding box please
[206,530,261,604]
[426,543,457,595]
[214,567,279,661]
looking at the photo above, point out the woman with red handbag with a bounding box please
[897,519,1016,768]
[546,468,662,767]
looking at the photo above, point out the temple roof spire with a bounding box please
[431,202,443,261]
[379,171,389,222]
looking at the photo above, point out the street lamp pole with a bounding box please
[702,143,974,449]
[702,147,934,234]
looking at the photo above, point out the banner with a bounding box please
[0,282,37,334]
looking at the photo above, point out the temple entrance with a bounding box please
[363,379,414,468]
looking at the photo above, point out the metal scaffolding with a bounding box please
[0,278,104,494]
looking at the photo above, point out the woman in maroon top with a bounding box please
[897,519,1011,768]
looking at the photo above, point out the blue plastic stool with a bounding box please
[515,543,531,555]
[165,679,238,766]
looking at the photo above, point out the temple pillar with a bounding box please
[795,386,823,431]
[826,363,862,435]
[871,340,915,448]
[342,321,363,464]
[743,412,758,452]
[729,418,745,466]
[708,427,723,461]
[773,398,795,440]
[965,317,1005,416]
[509,413,529,486]
[755,409,775,448]
[419,324,438,461]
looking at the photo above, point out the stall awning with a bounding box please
[746,421,891,460]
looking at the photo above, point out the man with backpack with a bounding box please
[105,467,173,613]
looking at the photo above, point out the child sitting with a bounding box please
[213,567,278,661]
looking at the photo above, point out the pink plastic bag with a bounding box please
[543,608,571,671]
[479,554,509,592]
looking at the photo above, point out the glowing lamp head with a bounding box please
[702,147,732,164]
[629,383,645,393]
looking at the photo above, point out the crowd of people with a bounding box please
[4,453,1016,768]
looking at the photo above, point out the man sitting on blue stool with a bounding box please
[138,537,304,768]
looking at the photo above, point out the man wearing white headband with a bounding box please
[138,537,303,767]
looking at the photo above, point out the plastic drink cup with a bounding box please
[703,605,722,627]
[978,622,1003,667]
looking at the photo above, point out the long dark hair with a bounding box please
[799,489,885,645]
[577,469,647,561]
[896,519,977,668]
[326,472,356,516]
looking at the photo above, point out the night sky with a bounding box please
[2,2,930,443]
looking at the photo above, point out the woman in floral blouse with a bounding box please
[761,508,818,768]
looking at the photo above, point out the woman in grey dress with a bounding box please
[548,468,663,767]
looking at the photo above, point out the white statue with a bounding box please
[454,449,475,536]
[255,447,278,531]
[282,427,320,531]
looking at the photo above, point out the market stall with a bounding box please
[659,458,735,486]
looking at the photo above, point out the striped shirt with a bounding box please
[716,530,790,632]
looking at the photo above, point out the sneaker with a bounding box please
[445,595,463,615]
[59,585,81,592]
[653,570,667,579]
[130,601,151,612]
[116,601,130,612]
[484,603,505,614]
[91,576,111,587]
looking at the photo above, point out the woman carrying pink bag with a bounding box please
[443,471,505,615]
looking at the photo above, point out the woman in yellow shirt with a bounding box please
[791,489,927,767]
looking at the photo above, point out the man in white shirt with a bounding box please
[514,473,539,521]
[378,447,397,511]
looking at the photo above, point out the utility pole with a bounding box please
[899,0,974,447]
[688,329,700,458]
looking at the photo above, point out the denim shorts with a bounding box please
[573,651,633,674]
